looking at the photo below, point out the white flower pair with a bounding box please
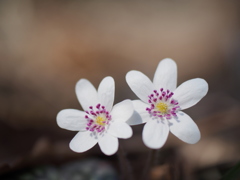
[57,58,208,155]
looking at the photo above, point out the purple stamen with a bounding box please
[96,104,101,109]
[146,88,180,120]
[85,103,112,133]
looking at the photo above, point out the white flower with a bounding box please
[57,76,133,155]
[126,58,208,149]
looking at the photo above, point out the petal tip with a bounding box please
[102,76,115,83]
[69,140,81,153]
[143,139,165,149]
[126,70,139,80]
[193,78,209,97]
[102,150,118,156]
[142,120,169,149]
[75,78,87,87]
[75,78,89,95]
[123,127,133,139]
[56,111,63,127]
[188,133,201,144]
[56,110,68,129]
[162,57,174,61]
[161,58,176,64]
[99,141,119,156]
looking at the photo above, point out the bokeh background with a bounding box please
[0,0,240,179]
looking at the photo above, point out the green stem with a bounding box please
[221,161,240,180]
[117,142,134,180]
[141,149,156,180]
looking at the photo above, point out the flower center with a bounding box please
[146,88,180,119]
[96,116,105,126]
[156,102,168,114]
[84,104,111,133]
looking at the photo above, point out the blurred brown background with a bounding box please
[0,0,240,179]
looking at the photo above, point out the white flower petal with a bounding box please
[153,58,177,91]
[75,79,99,111]
[111,99,133,122]
[108,121,132,139]
[173,78,208,110]
[56,109,87,131]
[69,131,98,153]
[143,119,169,149]
[169,111,200,144]
[98,76,115,111]
[98,133,118,155]
[126,70,155,103]
[126,100,149,125]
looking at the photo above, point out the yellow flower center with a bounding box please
[156,102,168,114]
[96,116,105,126]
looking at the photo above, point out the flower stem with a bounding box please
[117,142,134,180]
[141,149,157,180]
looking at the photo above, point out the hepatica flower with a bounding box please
[126,58,208,149]
[57,77,133,155]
